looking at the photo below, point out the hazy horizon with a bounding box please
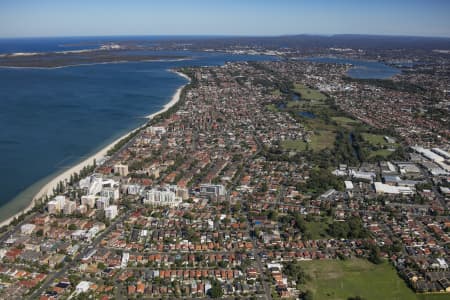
[1,33,450,40]
[1,0,449,38]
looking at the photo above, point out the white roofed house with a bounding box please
[75,281,92,294]
[21,224,36,235]
[147,126,166,136]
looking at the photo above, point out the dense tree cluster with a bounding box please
[298,168,344,195]
[342,76,425,93]
[207,280,223,298]
[327,216,369,239]
[283,261,309,286]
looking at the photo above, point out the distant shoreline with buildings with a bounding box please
[0,70,191,228]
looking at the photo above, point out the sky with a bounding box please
[0,0,449,38]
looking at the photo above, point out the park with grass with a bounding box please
[298,259,422,300]
[293,83,328,102]
[270,81,405,163]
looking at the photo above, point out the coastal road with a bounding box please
[0,210,40,244]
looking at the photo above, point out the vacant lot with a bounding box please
[299,259,418,300]
[304,216,331,239]
[282,129,335,152]
[281,139,307,151]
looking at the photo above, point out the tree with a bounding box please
[97,262,106,271]
[207,280,223,298]
[327,216,368,239]
[283,261,308,285]
[368,244,383,264]
[304,290,314,300]
[68,224,78,230]
[267,209,278,221]
[261,182,268,192]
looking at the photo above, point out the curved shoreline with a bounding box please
[0,70,191,228]
[0,57,192,70]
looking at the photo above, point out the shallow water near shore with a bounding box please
[0,49,277,222]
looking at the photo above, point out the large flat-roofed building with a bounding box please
[432,148,450,160]
[200,184,226,198]
[374,182,415,195]
[143,187,182,207]
[412,146,445,163]
[147,126,166,136]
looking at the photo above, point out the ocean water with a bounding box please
[303,57,400,79]
[0,40,277,221]
[0,38,398,222]
[0,36,104,54]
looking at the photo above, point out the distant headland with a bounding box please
[0,43,188,68]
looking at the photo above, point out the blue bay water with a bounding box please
[0,45,277,221]
[303,57,400,79]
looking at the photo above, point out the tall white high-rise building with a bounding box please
[63,200,76,215]
[81,195,96,209]
[96,197,110,210]
[143,187,182,207]
[47,195,66,214]
[101,187,120,202]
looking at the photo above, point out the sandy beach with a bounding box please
[0,70,191,228]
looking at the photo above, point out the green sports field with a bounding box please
[299,259,419,300]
